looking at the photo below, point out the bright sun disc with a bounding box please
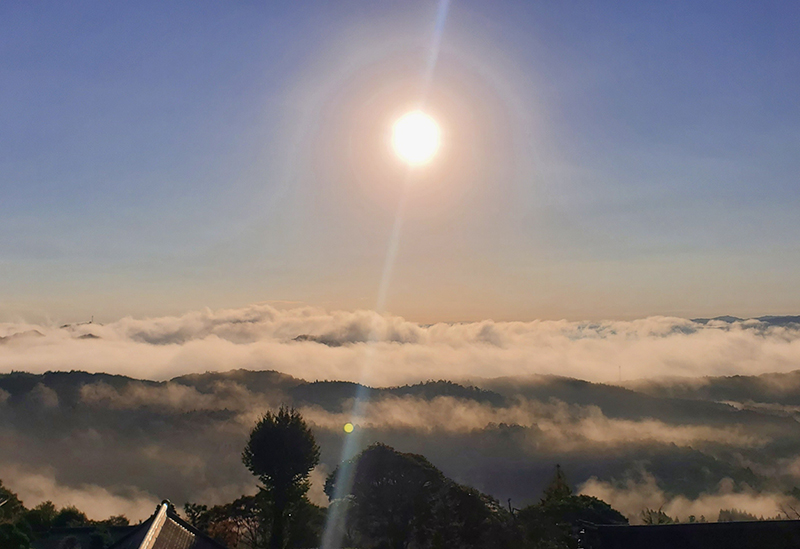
[343,422,354,433]
[392,111,441,165]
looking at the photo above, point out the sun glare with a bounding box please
[392,111,441,166]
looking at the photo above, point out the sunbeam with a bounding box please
[320,2,452,547]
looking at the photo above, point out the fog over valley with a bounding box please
[2,304,800,525]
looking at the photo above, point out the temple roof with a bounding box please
[109,501,228,549]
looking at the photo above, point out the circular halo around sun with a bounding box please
[392,111,441,166]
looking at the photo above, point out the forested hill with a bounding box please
[1,368,800,522]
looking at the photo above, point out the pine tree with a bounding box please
[243,407,320,549]
[540,465,572,504]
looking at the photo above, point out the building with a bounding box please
[109,501,228,549]
[582,519,800,549]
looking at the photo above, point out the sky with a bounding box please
[1,0,799,324]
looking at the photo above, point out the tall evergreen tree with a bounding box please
[243,407,320,549]
[541,465,572,504]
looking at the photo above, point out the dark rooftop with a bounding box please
[109,502,228,549]
[583,519,800,549]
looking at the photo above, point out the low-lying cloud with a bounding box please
[79,380,278,414]
[3,304,800,522]
[0,463,158,521]
[580,473,794,524]
[3,303,800,385]
[74,379,765,451]
[296,395,764,450]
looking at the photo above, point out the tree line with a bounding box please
[0,487,128,549]
[184,407,627,549]
[2,406,790,549]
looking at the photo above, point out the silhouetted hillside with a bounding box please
[1,368,799,520]
[692,315,800,327]
[172,368,305,395]
[627,370,800,406]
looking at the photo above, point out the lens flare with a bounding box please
[392,111,441,165]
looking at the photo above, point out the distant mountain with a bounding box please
[691,316,744,324]
[625,370,800,406]
[287,379,506,411]
[692,315,800,327]
[292,334,344,347]
[0,330,44,344]
[0,370,160,407]
[477,374,763,426]
[171,368,305,395]
[2,368,799,517]
[756,315,800,327]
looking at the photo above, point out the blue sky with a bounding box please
[1,0,798,323]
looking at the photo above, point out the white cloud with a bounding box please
[29,383,59,408]
[580,474,793,524]
[296,396,764,450]
[2,303,800,385]
[0,463,158,521]
[308,465,331,507]
[79,380,278,413]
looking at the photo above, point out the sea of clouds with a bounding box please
[2,302,800,385]
[3,303,800,523]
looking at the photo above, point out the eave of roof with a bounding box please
[110,501,231,549]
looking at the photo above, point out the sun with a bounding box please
[392,111,441,166]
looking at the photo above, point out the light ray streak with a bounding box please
[319,176,412,549]
[320,3,451,547]
[422,0,452,101]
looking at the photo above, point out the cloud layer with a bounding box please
[580,474,793,524]
[3,303,800,385]
[2,304,800,523]
[0,463,157,522]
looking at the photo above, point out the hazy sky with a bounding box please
[2,0,799,324]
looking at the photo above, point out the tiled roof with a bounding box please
[151,516,197,549]
[109,502,229,549]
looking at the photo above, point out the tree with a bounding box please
[325,443,509,549]
[718,508,760,522]
[0,523,30,549]
[0,479,26,524]
[242,407,320,549]
[325,443,443,549]
[186,494,271,549]
[52,505,89,528]
[516,465,627,549]
[640,507,675,525]
[184,503,211,532]
[541,465,572,505]
[285,498,326,549]
[97,515,129,527]
[516,496,628,549]
[22,501,57,533]
[540,494,627,526]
